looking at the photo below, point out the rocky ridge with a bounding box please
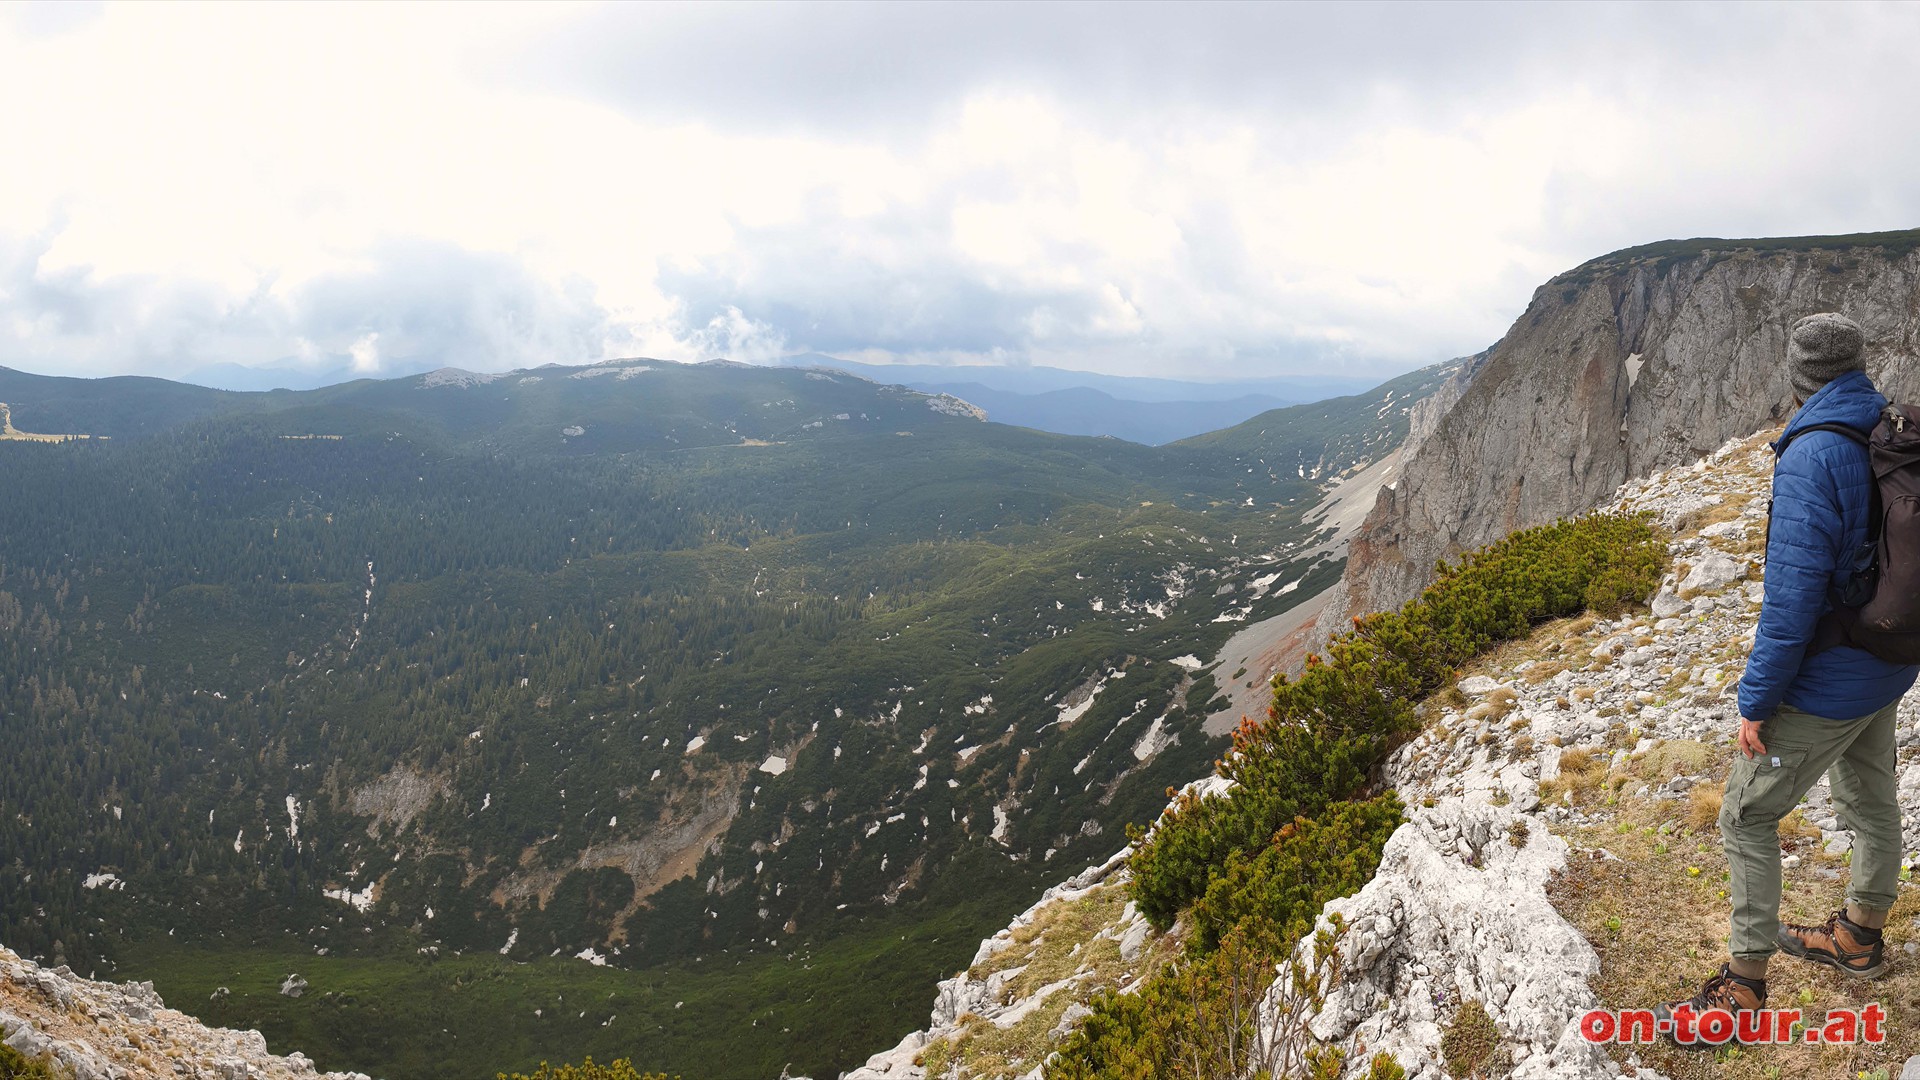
[854,426,1920,1079]
[0,944,371,1080]
[1332,234,1920,635]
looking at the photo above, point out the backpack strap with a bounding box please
[1777,422,1870,453]
[1772,421,1882,543]
[1774,421,1881,658]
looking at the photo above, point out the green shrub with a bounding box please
[1052,799,1400,1080]
[1053,513,1661,1077]
[1126,513,1660,927]
[1044,928,1274,1080]
[1187,796,1403,956]
[0,1042,58,1080]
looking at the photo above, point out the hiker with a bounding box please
[1658,312,1920,1032]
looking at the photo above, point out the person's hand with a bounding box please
[1738,718,1768,759]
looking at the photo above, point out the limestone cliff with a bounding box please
[1339,229,1920,622]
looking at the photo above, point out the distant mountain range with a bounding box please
[774,354,1384,444]
[171,353,1391,445]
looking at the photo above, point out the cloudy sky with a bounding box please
[3,1,1918,385]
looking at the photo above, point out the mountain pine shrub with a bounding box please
[1186,795,1403,956]
[1127,512,1660,926]
[0,1043,57,1080]
[1052,513,1660,1077]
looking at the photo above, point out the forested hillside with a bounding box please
[0,356,1453,1078]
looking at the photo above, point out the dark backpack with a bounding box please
[1777,404,1920,663]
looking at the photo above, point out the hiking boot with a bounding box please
[1651,964,1767,1049]
[1777,910,1887,979]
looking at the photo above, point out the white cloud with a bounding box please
[348,333,381,374]
[1,3,1918,383]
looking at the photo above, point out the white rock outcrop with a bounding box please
[843,848,1138,1080]
[0,944,370,1079]
[1293,802,1608,1080]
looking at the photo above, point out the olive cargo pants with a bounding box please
[1718,699,1904,961]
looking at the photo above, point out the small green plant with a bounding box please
[0,1043,58,1080]
[1440,999,1499,1078]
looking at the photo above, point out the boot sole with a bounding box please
[1777,938,1888,980]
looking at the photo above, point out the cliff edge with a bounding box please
[0,944,371,1080]
[1336,229,1920,624]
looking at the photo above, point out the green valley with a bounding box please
[0,356,1454,1078]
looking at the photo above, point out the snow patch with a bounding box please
[323,882,377,914]
[1131,716,1178,762]
[990,805,1014,844]
[1052,672,1112,729]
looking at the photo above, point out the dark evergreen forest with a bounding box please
[0,357,1452,1076]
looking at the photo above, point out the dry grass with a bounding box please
[1662,666,1698,695]
[1726,528,1770,559]
[1466,686,1519,724]
[1629,740,1718,784]
[1542,748,1611,805]
[926,882,1183,1078]
[1518,658,1572,685]
[1781,809,1824,842]
[1685,782,1724,832]
[1550,777,1920,1079]
[1451,615,1603,693]
[1673,499,1749,537]
[920,993,1080,1079]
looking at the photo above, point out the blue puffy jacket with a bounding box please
[1737,369,1920,722]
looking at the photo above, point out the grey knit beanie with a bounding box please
[1788,312,1866,399]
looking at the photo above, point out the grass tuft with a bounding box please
[1440,998,1499,1079]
